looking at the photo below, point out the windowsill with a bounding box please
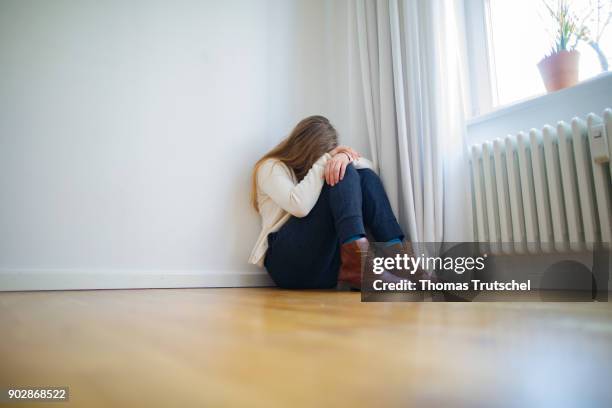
[467,71,612,127]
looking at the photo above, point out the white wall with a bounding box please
[0,0,331,289]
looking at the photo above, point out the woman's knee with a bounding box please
[325,163,359,191]
[324,163,362,205]
[357,167,377,179]
[357,168,382,188]
[343,162,359,180]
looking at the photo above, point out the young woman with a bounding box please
[249,115,415,289]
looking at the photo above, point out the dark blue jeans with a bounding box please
[264,165,404,289]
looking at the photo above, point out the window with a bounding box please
[465,0,612,116]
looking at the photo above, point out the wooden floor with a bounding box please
[1,288,612,407]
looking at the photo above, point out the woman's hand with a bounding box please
[324,153,352,186]
[330,145,360,161]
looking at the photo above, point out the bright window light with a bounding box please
[488,0,612,107]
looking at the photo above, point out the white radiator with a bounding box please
[470,108,612,254]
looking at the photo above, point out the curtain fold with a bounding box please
[355,0,472,244]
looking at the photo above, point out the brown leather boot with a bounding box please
[379,241,437,284]
[338,237,369,289]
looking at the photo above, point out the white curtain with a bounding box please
[353,0,473,243]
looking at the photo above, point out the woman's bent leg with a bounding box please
[264,165,366,289]
[356,169,432,282]
[327,164,366,243]
[357,168,405,242]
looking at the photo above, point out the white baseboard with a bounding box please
[0,269,274,291]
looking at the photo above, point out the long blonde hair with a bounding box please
[251,115,338,212]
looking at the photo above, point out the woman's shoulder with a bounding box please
[257,158,291,180]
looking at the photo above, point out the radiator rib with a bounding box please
[493,139,513,253]
[542,125,568,252]
[571,118,598,249]
[482,142,501,253]
[556,121,583,251]
[516,131,540,253]
[504,136,527,253]
[470,145,488,243]
[587,113,612,246]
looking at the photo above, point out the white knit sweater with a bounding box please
[249,154,374,266]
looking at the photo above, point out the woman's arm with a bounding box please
[329,145,374,171]
[324,153,375,186]
[257,154,331,218]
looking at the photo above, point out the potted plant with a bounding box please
[537,0,586,92]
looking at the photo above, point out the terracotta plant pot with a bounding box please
[537,50,580,92]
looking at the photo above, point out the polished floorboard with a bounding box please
[1,288,611,407]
